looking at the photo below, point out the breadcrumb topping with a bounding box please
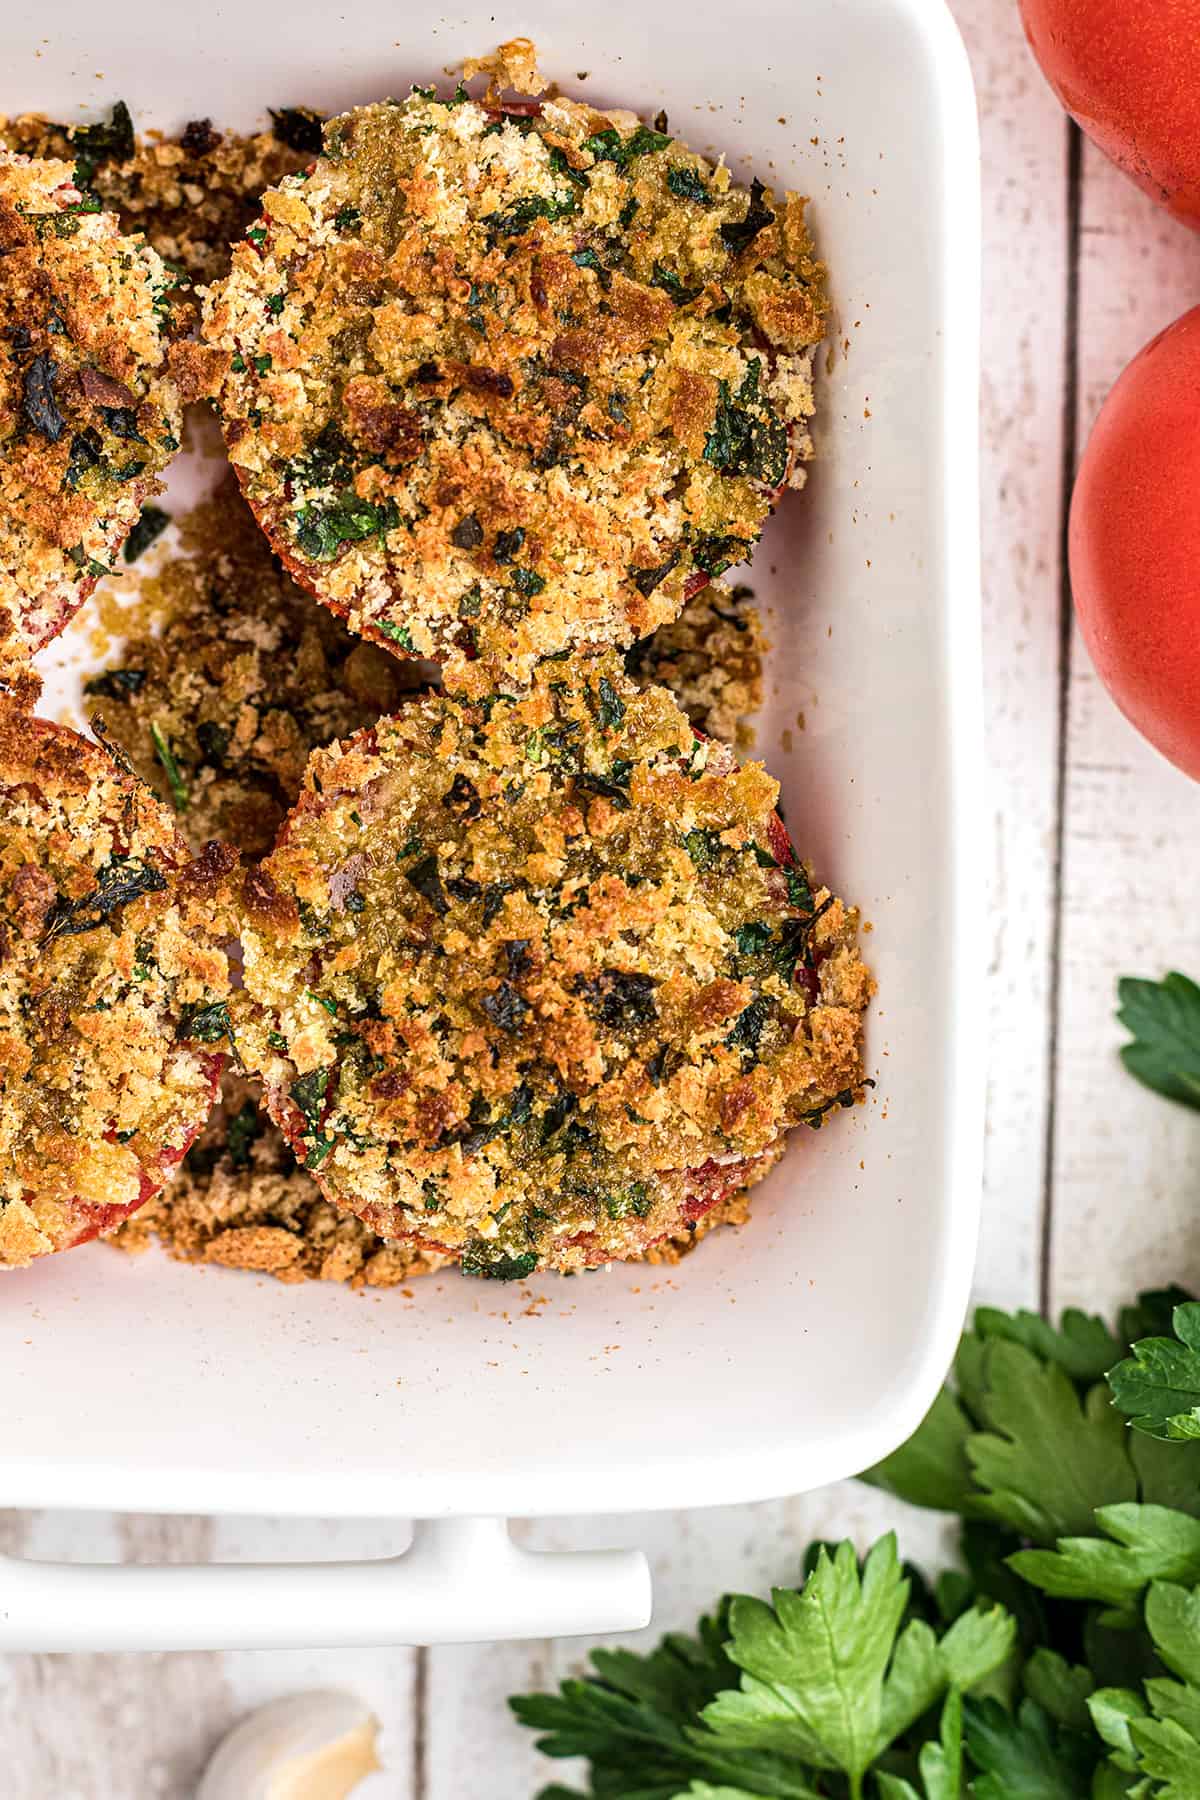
[88,479,426,857]
[203,82,825,685]
[0,153,183,680]
[0,707,233,1266]
[235,654,870,1277]
[0,104,309,284]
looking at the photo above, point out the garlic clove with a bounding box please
[197,1690,381,1800]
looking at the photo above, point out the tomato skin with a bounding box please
[1069,305,1200,781]
[1019,0,1200,228]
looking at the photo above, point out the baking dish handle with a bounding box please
[0,1516,651,1650]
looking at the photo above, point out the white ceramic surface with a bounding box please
[0,0,981,1643]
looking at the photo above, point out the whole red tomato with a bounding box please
[1070,305,1200,780]
[1019,0,1200,227]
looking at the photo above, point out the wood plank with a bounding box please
[956,0,1072,1311]
[1050,140,1200,1316]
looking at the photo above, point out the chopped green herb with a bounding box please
[149,721,189,813]
[630,551,679,598]
[650,261,700,305]
[460,1245,538,1282]
[405,853,449,916]
[292,494,398,561]
[684,827,724,871]
[719,176,776,254]
[177,1000,234,1046]
[43,856,167,942]
[510,567,546,598]
[484,190,579,236]
[666,164,712,204]
[84,667,146,700]
[225,1101,261,1171]
[376,619,414,650]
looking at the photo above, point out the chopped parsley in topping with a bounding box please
[460,1245,538,1281]
[583,124,671,168]
[377,619,414,650]
[691,532,751,577]
[289,1066,334,1165]
[200,91,825,682]
[666,165,712,205]
[292,494,398,561]
[719,176,776,255]
[704,363,790,489]
[150,721,189,812]
[683,827,725,871]
[405,853,449,916]
[178,1000,235,1046]
[734,920,775,957]
[596,675,626,732]
[485,189,579,236]
[576,969,659,1031]
[726,995,771,1062]
[574,767,632,810]
[65,99,136,182]
[481,981,530,1034]
[237,657,869,1275]
[650,262,700,306]
[786,865,815,912]
[44,854,168,942]
[123,504,171,563]
[631,552,680,598]
[21,352,64,442]
[269,106,325,154]
[85,667,147,699]
[493,526,525,563]
[605,1182,653,1219]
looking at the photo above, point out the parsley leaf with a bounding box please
[1117,972,1200,1109]
[962,1696,1096,1799]
[964,1341,1137,1542]
[1010,1504,1200,1621]
[1109,1302,1200,1440]
[702,1537,1013,1786]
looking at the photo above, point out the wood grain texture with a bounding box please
[1049,139,1200,1314]
[5,2,1192,1792]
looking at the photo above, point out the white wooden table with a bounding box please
[10,4,1200,1792]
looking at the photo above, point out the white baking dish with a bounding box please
[0,0,981,1649]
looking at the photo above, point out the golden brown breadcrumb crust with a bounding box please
[0,152,183,681]
[235,654,870,1278]
[203,81,825,686]
[0,105,309,285]
[109,1066,755,1283]
[0,705,233,1266]
[87,479,427,857]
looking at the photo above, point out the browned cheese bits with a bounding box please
[203,84,826,688]
[235,654,871,1278]
[0,708,234,1267]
